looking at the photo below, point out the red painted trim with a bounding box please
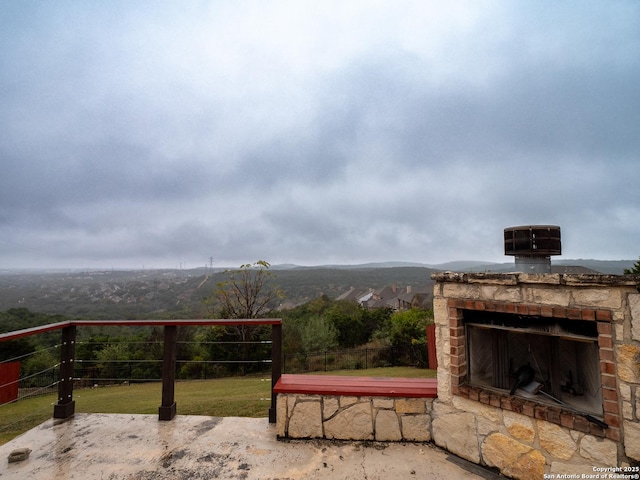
[427,323,438,369]
[0,321,72,341]
[273,374,437,398]
[0,361,21,404]
[0,318,282,342]
[71,318,282,328]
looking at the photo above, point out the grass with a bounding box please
[0,366,433,445]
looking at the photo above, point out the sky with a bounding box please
[1,1,639,270]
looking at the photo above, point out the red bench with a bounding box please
[274,374,438,398]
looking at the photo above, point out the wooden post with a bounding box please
[54,325,76,419]
[158,325,177,421]
[269,322,282,423]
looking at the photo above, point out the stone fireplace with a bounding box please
[431,271,640,478]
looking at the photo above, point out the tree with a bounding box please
[206,260,281,319]
[281,295,331,352]
[21,348,58,386]
[0,338,34,363]
[96,343,129,380]
[281,297,391,352]
[385,308,434,347]
[325,300,367,348]
[203,260,282,374]
[624,257,640,275]
[299,315,338,354]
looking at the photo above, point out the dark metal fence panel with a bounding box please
[66,343,427,383]
[17,365,59,401]
[282,344,428,374]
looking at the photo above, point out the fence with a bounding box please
[1,321,437,422]
[0,319,282,423]
[283,344,428,374]
[17,365,59,400]
[71,348,274,386]
[0,343,62,403]
[284,323,438,374]
[63,344,425,384]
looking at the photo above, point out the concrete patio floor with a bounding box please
[0,414,501,479]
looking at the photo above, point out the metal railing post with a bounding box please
[269,322,282,423]
[54,325,76,419]
[159,325,177,421]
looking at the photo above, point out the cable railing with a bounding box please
[0,319,282,423]
[0,343,61,364]
[0,343,62,403]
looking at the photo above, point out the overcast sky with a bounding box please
[1,1,639,270]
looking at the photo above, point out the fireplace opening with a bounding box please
[465,310,603,417]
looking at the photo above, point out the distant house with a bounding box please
[337,285,432,311]
[277,301,299,311]
[336,287,370,303]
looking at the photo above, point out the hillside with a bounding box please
[0,258,634,320]
[426,259,635,275]
[0,266,438,320]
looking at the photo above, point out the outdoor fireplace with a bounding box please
[431,281,639,476]
[466,310,603,418]
[428,226,640,474]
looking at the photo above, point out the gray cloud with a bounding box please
[1,1,639,269]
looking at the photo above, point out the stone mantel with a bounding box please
[432,271,640,288]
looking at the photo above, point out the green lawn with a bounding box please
[0,366,434,445]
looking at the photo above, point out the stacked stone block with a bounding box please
[277,394,433,442]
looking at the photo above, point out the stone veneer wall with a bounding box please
[431,272,640,479]
[276,394,433,442]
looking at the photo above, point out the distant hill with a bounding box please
[552,259,636,275]
[272,261,429,270]
[276,259,636,275]
[0,259,634,320]
[0,266,439,320]
[425,260,502,272]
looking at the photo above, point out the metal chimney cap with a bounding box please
[505,224,561,230]
[504,225,561,257]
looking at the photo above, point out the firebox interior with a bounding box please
[465,310,603,416]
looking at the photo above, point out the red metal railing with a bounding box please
[0,319,282,423]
